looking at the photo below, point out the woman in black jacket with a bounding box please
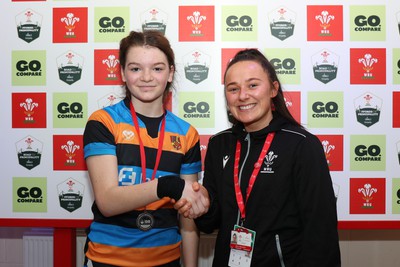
[179,49,341,267]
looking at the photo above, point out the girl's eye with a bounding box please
[249,83,257,88]
[130,67,140,72]
[154,67,163,72]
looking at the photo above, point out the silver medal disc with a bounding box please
[136,212,154,231]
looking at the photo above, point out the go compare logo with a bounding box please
[222,5,257,41]
[350,5,385,41]
[12,50,46,86]
[265,48,300,85]
[179,91,214,129]
[307,91,343,128]
[53,92,87,128]
[94,6,129,42]
[350,135,386,171]
[13,177,47,212]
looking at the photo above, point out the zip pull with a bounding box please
[244,133,250,142]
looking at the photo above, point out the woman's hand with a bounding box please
[173,181,209,219]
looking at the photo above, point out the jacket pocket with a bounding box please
[275,234,286,267]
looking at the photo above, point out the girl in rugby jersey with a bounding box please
[83,30,209,267]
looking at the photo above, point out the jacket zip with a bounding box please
[238,133,251,181]
[236,133,251,225]
[239,135,286,267]
[275,234,286,267]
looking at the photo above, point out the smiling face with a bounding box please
[224,60,278,132]
[121,45,174,115]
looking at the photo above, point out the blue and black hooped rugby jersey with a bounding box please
[83,98,202,266]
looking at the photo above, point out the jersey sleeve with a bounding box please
[83,110,117,159]
[180,125,202,175]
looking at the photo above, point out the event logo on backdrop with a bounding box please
[268,6,296,41]
[53,135,86,171]
[16,8,42,43]
[53,92,87,128]
[13,177,47,212]
[316,135,344,171]
[94,6,129,42]
[97,91,123,109]
[141,7,168,34]
[354,92,382,127]
[179,91,214,128]
[307,5,343,41]
[12,92,46,128]
[392,178,400,214]
[393,48,400,84]
[350,135,386,171]
[12,50,46,86]
[350,178,385,214]
[265,48,300,84]
[16,135,43,170]
[394,92,400,128]
[94,49,122,85]
[350,5,385,41]
[350,48,386,84]
[53,7,88,43]
[307,91,343,128]
[179,6,215,42]
[311,49,339,84]
[283,91,301,123]
[57,178,84,213]
[56,50,84,85]
[222,5,257,41]
[183,50,210,84]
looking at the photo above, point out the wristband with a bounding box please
[157,175,185,200]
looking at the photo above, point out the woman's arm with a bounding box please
[295,135,341,266]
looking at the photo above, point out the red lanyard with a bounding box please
[130,102,165,183]
[233,132,275,223]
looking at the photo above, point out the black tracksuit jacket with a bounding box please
[195,114,341,267]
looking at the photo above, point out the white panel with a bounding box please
[23,235,53,267]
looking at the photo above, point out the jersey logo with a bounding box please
[260,151,278,174]
[223,155,230,168]
[122,130,134,140]
[170,136,182,150]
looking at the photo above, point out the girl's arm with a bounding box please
[86,154,160,217]
[180,173,200,267]
[87,155,207,218]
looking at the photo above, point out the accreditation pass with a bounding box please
[228,225,256,267]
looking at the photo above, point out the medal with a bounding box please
[136,211,154,231]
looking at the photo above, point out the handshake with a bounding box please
[157,175,210,219]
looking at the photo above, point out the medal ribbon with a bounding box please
[233,132,275,222]
[130,102,165,183]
